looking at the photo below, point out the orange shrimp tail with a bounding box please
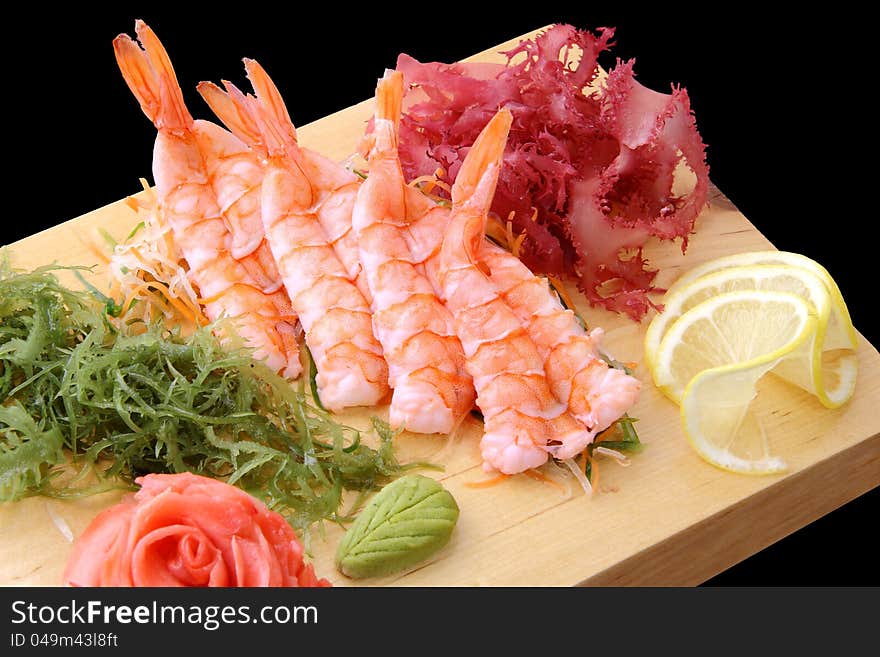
[452,109,512,211]
[113,20,192,130]
[113,35,161,124]
[197,80,263,148]
[201,61,297,159]
[376,70,404,126]
[367,70,403,157]
[449,109,512,269]
[243,59,297,144]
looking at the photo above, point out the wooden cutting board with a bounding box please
[2,28,878,587]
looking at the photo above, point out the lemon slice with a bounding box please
[654,289,817,401]
[656,290,817,474]
[665,250,858,352]
[646,264,856,407]
[647,254,858,408]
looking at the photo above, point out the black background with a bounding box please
[7,5,876,585]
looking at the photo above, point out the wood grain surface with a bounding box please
[1,28,878,587]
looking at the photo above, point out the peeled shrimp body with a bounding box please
[401,154,639,459]
[481,245,641,458]
[353,72,474,434]
[198,120,282,294]
[201,75,367,301]
[299,150,370,302]
[438,109,592,474]
[114,21,301,378]
[198,61,389,411]
[400,190,449,295]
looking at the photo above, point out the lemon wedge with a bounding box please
[653,289,818,401]
[666,251,858,353]
[647,256,858,408]
[655,290,817,474]
[667,251,858,382]
[646,264,857,407]
[644,251,860,475]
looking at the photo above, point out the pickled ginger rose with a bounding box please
[63,473,330,587]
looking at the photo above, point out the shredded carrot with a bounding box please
[408,167,452,197]
[82,238,111,266]
[595,420,626,444]
[486,217,511,249]
[547,274,581,316]
[506,220,527,258]
[162,230,177,255]
[107,279,122,300]
[594,428,612,444]
[624,361,638,370]
[408,174,439,193]
[464,473,509,488]
[163,290,204,325]
[138,289,173,317]
[196,289,226,306]
[125,178,156,210]
[431,180,451,194]
[523,468,566,494]
[123,281,204,326]
[124,245,156,271]
[121,284,164,319]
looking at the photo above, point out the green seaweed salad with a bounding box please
[0,264,404,533]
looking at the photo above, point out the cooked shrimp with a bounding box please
[198,120,282,294]
[400,191,449,294]
[113,21,301,378]
[353,71,474,434]
[299,150,370,302]
[400,153,639,459]
[199,69,368,303]
[439,109,592,474]
[481,245,641,458]
[197,62,388,410]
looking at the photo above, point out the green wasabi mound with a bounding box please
[335,474,459,579]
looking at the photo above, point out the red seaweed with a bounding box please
[391,24,709,320]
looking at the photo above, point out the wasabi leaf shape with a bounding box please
[336,474,459,579]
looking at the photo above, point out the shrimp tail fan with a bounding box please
[113,20,192,131]
[197,79,263,147]
[451,109,513,268]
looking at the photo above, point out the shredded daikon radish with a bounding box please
[563,457,593,496]
[44,501,74,543]
[108,179,204,328]
[594,446,632,466]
